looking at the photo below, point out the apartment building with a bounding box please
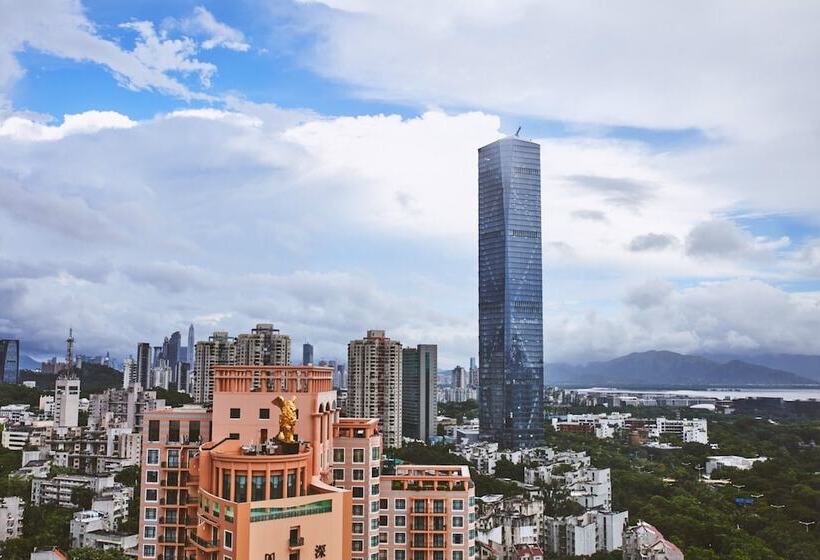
[47,426,141,474]
[0,497,24,542]
[193,332,236,405]
[234,323,291,367]
[89,385,163,430]
[138,405,211,560]
[30,474,123,507]
[622,521,683,560]
[332,418,383,560]
[347,330,403,448]
[380,465,476,560]
[542,511,627,557]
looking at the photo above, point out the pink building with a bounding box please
[380,465,476,560]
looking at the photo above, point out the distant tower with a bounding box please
[136,343,151,388]
[55,328,80,427]
[402,344,438,443]
[187,324,195,365]
[302,342,314,366]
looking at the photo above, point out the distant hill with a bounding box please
[20,363,123,395]
[546,350,818,387]
[703,353,820,383]
[19,354,40,370]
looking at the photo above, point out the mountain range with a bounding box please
[546,350,820,387]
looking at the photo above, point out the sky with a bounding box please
[1,0,819,368]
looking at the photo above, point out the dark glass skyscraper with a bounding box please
[0,339,19,384]
[478,136,544,449]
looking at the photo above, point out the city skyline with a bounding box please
[2,2,820,369]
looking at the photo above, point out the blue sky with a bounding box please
[1,0,819,366]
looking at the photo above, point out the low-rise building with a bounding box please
[31,474,116,507]
[705,455,768,476]
[622,521,684,560]
[476,493,544,558]
[543,511,627,556]
[0,497,25,542]
[0,404,34,424]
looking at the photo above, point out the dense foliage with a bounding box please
[20,363,123,396]
[152,386,194,407]
[0,383,42,408]
[544,414,820,560]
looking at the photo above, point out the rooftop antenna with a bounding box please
[65,328,76,379]
[514,126,522,137]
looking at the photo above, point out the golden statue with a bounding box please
[272,395,298,443]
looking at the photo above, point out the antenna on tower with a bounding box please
[515,126,522,137]
[65,328,76,379]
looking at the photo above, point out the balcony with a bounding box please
[288,536,305,548]
[189,532,218,551]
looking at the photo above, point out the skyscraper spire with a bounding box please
[64,327,76,379]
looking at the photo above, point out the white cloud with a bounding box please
[0,0,225,101]
[0,111,135,141]
[174,6,251,52]
[685,220,789,261]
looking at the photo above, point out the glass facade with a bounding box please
[478,137,544,449]
[0,340,19,384]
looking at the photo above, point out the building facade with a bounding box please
[193,332,237,405]
[0,496,24,542]
[55,377,80,427]
[0,339,19,385]
[478,137,544,449]
[347,330,403,448]
[303,342,314,365]
[402,345,438,443]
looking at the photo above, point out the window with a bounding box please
[395,515,405,527]
[353,540,363,552]
[143,526,156,539]
[333,469,344,481]
[235,473,247,502]
[379,532,387,544]
[370,535,379,547]
[168,420,180,442]
[229,432,239,439]
[452,553,463,560]
[225,506,234,523]
[370,484,379,496]
[370,518,379,530]
[144,508,157,521]
[353,505,364,517]
[353,469,364,481]
[452,516,463,528]
[167,449,179,468]
[146,470,158,483]
[452,499,464,511]
[353,487,364,498]
[259,408,270,419]
[229,408,241,419]
[287,472,297,497]
[380,499,388,509]
[224,530,233,550]
[145,489,158,502]
[333,448,345,462]
[433,499,445,513]
[189,421,201,442]
[394,532,406,544]
[148,420,159,442]
[371,447,380,461]
[251,474,266,501]
[395,552,405,560]
[143,545,156,558]
[370,500,379,513]
[146,449,159,465]
[222,471,232,500]
[270,474,283,499]
[371,466,380,478]
[379,515,387,526]
[395,498,406,510]
[352,522,363,534]
[353,449,365,463]
[452,533,464,545]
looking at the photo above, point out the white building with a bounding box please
[31,474,115,507]
[651,417,708,444]
[623,521,684,560]
[55,377,80,427]
[38,395,55,417]
[705,455,768,476]
[543,510,628,557]
[0,404,33,424]
[1,426,35,450]
[0,497,25,542]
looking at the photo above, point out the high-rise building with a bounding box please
[136,343,151,389]
[152,346,162,368]
[302,342,314,366]
[347,330,403,448]
[469,357,478,387]
[234,323,291,366]
[192,332,236,404]
[55,377,80,427]
[0,340,20,384]
[478,136,545,449]
[402,345,438,443]
[187,324,195,365]
[452,365,468,390]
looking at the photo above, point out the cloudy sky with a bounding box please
[1,0,819,368]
